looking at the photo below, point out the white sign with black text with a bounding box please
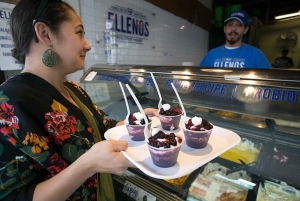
[107,0,155,45]
[0,2,23,70]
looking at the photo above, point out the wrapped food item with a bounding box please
[164,174,190,186]
[256,180,300,201]
[215,110,239,118]
[194,107,210,114]
[241,115,265,122]
[187,163,252,201]
[219,138,262,164]
[274,119,300,129]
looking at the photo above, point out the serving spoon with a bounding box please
[150,72,162,113]
[171,83,187,131]
[119,82,130,124]
[126,84,151,142]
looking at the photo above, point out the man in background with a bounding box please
[273,49,294,68]
[199,10,271,68]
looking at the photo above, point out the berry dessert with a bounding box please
[126,112,151,141]
[158,104,182,131]
[128,112,151,125]
[183,116,213,149]
[147,127,183,167]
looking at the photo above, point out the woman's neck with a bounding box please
[23,68,79,107]
[22,66,67,95]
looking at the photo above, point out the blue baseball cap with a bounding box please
[224,10,249,25]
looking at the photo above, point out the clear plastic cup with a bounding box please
[158,113,182,131]
[147,140,182,167]
[126,122,152,141]
[183,125,213,149]
[105,20,114,30]
[103,30,117,44]
[104,44,118,65]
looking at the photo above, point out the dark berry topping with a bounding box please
[128,113,151,125]
[148,131,182,148]
[159,107,182,116]
[185,118,213,131]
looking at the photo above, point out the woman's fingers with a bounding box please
[144,108,158,117]
[85,140,133,175]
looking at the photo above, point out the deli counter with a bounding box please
[79,65,300,201]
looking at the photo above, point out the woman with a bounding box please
[0,1,156,200]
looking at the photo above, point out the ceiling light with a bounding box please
[275,11,300,19]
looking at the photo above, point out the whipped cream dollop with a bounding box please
[151,127,160,136]
[133,112,144,125]
[192,116,202,126]
[133,112,143,120]
[162,104,171,111]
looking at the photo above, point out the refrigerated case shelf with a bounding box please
[79,65,300,201]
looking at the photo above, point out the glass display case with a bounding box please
[79,64,300,201]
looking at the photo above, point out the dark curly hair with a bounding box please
[10,0,75,64]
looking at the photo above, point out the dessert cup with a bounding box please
[147,141,182,167]
[158,114,181,131]
[126,122,151,141]
[183,125,213,149]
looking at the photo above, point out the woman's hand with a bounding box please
[144,108,158,117]
[33,140,134,201]
[83,140,135,176]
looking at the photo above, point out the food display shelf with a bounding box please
[79,65,300,201]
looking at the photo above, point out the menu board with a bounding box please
[0,2,23,70]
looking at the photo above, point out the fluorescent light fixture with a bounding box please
[275,11,300,19]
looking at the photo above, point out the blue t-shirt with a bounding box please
[199,43,271,68]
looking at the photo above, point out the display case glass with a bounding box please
[79,65,300,201]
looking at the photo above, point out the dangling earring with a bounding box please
[42,46,58,67]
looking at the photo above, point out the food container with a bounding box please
[254,143,300,188]
[187,162,251,201]
[183,117,214,149]
[147,130,182,168]
[219,137,262,164]
[103,30,117,44]
[126,122,152,141]
[183,126,213,149]
[164,174,190,186]
[147,141,182,167]
[256,180,300,201]
[158,113,181,131]
[104,44,118,65]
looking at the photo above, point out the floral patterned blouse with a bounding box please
[0,73,118,201]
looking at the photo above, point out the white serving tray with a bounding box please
[104,117,241,179]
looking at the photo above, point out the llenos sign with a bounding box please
[107,2,155,44]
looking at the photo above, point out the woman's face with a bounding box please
[52,11,91,74]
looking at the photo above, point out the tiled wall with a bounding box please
[68,0,211,82]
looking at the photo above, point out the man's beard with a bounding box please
[226,33,243,45]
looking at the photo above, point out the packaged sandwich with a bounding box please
[256,180,300,201]
[187,163,254,201]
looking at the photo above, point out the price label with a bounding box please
[122,180,156,201]
[84,71,97,81]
